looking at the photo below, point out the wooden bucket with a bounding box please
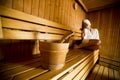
[39,42,69,70]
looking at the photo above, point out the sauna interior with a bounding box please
[0,0,120,80]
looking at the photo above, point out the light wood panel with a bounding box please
[0,0,12,8]
[99,56,120,70]
[1,17,67,34]
[38,0,45,18]
[2,29,63,40]
[23,0,32,14]
[31,0,39,16]
[0,5,71,31]
[0,0,86,32]
[87,7,120,64]
[13,0,23,11]
[44,0,51,19]
[73,55,98,80]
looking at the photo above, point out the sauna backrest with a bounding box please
[0,5,82,41]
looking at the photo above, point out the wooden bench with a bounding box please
[0,5,99,80]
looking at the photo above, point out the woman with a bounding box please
[74,19,101,50]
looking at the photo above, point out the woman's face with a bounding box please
[84,23,91,30]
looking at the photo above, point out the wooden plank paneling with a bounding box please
[44,0,51,19]
[99,56,120,70]
[59,52,97,80]
[80,56,98,80]
[12,0,23,11]
[0,0,86,33]
[54,0,60,22]
[1,17,67,34]
[31,0,39,16]
[0,49,98,80]
[60,51,99,80]
[32,50,93,80]
[23,0,32,14]
[73,55,98,80]
[2,29,63,40]
[0,5,72,31]
[0,0,12,8]
[1,61,41,80]
[88,7,120,64]
[49,0,55,21]
[38,0,45,18]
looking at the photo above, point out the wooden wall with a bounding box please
[0,0,86,60]
[0,0,86,31]
[87,7,120,68]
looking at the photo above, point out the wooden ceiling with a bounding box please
[77,0,120,12]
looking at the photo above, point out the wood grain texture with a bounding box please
[0,0,12,8]
[31,0,39,16]
[81,0,120,12]
[87,7,120,64]
[32,50,95,80]
[0,5,72,31]
[12,0,23,11]
[38,0,45,18]
[44,0,51,19]
[1,17,67,34]
[86,64,120,80]
[2,29,63,40]
[23,0,32,14]
[0,0,86,33]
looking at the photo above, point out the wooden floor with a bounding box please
[86,64,120,80]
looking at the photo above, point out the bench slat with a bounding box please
[32,50,94,80]
[59,52,98,80]
[1,61,41,80]
[13,67,48,80]
[2,29,63,39]
[80,54,99,80]
[1,17,67,34]
[0,5,71,31]
[73,55,98,80]
[0,57,40,73]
